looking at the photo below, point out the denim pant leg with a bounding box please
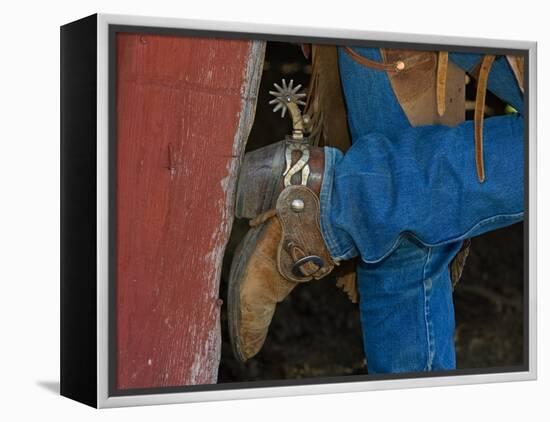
[329,47,524,264]
[319,122,523,373]
[324,47,525,374]
[358,239,461,373]
[321,115,524,264]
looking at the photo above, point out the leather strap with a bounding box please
[436,51,449,116]
[249,209,278,227]
[343,46,431,73]
[374,48,465,127]
[276,185,335,283]
[474,54,496,183]
[247,185,335,283]
[506,55,524,93]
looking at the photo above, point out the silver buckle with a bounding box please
[291,255,325,277]
[283,142,310,187]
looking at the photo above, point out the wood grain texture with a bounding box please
[116,33,264,390]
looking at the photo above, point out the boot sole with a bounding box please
[227,222,267,362]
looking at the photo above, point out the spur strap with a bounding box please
[248,186,335,283]
[276,185,335,282]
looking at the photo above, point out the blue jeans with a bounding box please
[319,47,524,373]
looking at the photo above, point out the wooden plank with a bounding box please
[116,33,264,390]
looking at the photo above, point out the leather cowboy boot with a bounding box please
[228,139,336,362]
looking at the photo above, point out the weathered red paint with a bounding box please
[116,33,263,389]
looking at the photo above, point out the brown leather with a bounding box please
[250,209,278,227]
[474,54,496,183]
[380,48,465,127]
[299,145,324,195]
[276,185,335,282]
[237,218,297,360]
[230,142,336,361]
[335,260,358,303]
[306,45,352,150]
[436,51,449,117]
[344,46,432,73]
[232,180,335,361]
[248,162,335,283]
[506,55,525,93]
[450,239,471,288]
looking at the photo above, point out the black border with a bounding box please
[107,23,530,398]
[60,14,98,408]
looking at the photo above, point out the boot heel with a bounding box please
[235,140,286,219]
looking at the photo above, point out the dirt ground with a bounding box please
[217,42,525,383]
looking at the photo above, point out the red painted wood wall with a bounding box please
[116,33,264,389]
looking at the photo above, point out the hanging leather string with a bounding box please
[473,54,496,183]
[436,51,449,117]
